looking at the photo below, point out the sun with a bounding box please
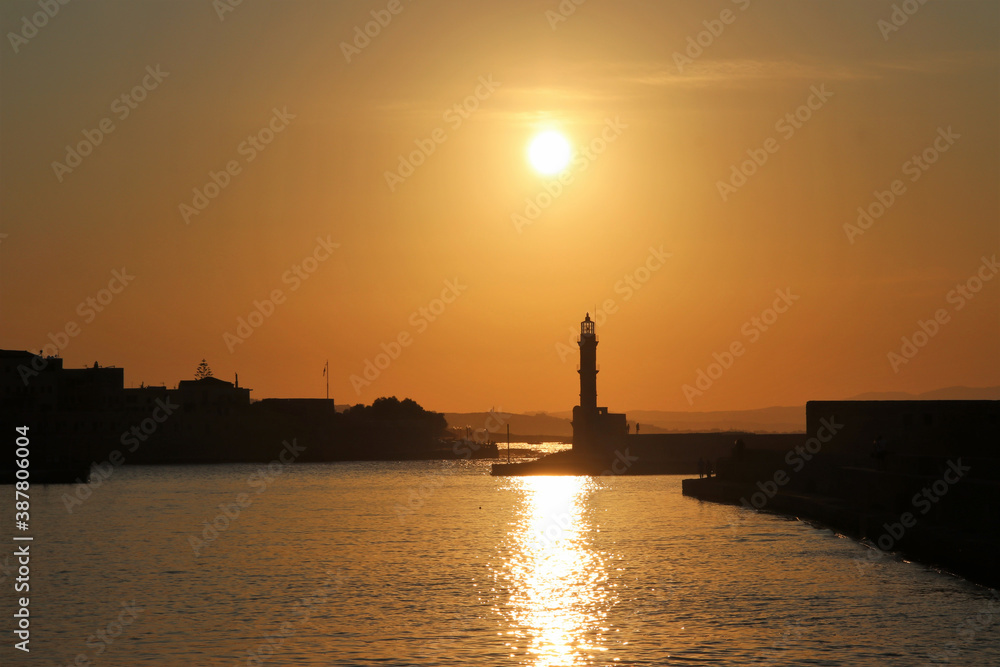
[528,130,572,175]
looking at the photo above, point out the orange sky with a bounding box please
[1,0,998,413]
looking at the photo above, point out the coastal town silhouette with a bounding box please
[3,310,997,588]
[2,0,998,664]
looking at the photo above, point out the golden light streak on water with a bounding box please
[497,476,616,666]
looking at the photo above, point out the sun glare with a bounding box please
[528,130,572,175]
[494,475,612,666]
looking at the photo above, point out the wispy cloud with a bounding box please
[363,47,997,122]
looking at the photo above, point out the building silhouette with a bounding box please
[0,348,451,479]
[571,314,627,452]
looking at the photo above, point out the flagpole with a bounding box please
[325,360,329,400]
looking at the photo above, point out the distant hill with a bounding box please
[446,407,805,437]
[444,412,573,439]
[445,387,1000,439]
[553,406,807,433]
[846,386,1000,401]
[624,407,806,433]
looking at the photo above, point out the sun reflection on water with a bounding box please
[494,476,616,666]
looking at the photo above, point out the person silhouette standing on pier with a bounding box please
[872,435,887,471]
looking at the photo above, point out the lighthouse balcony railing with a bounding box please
[576,334,599,343]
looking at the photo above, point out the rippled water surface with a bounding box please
[5,461,999,665]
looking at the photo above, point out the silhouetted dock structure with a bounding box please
[491,316,1000,481]
[682,398,1000,587]
[489,316,1000,586]
[493,314,807,475]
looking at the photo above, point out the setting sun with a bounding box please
[2,1,999,664]
[528,130,572,175]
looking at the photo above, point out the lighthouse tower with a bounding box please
[571,313,627,453]
[578,313,598,413]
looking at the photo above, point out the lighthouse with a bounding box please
[571,313,627,452]
[578,313,598,413]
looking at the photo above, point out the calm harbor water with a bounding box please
[5,458,999,666]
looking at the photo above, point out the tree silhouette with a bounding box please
[195,359,213,380]
[342,396,448,438]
